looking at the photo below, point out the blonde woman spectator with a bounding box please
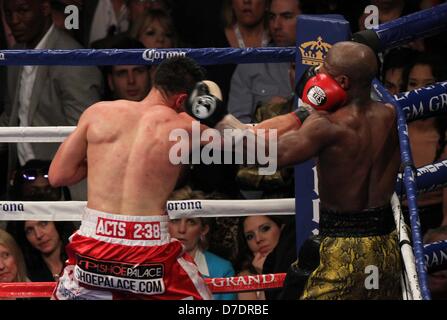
[222,0,270,48]
[131,9,179,82]
[131,8,178,48]
[168,187,237,300]
[0,229,29,286]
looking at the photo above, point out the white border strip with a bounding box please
[0,199,296,221]
[0,127,75,142]
[167,198,295,218]
[391,193,422,300]
[0,201,86,221]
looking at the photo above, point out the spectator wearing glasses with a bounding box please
[9,160,69,201]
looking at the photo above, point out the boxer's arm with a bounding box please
[49,109,90,187]
[254,111,305,136]
[276,114,337,168]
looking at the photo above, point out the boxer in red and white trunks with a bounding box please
[53,209,210,300]
[49,57,217,300]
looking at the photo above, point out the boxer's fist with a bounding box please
[295,65,318,99]
[301,73,347,111]
[185,80,227,128]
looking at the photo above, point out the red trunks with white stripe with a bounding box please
[52,208,212,300]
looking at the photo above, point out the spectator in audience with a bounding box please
[423,226,447,299]
[131,8,178,48]
[0,229,29,285]
[6,159,76,282]
[88,0,130,46]
[9,160,69,201]
[102,37,151,101]
[236,63,296,199]
[0,0,103,201]
[235,215,285,300]
[227,0,301,123]
[7,220,76,282]
[262,215,296,300]
[381,47,417,95]
[168,188,237,300]
[130,9,179,83]
[222,0,270,48]
[401,52,447,234]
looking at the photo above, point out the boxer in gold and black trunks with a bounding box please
[215,41,403,299]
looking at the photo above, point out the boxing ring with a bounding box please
[1,3,447,300]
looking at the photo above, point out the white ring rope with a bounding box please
[0,198,296,221]
[391,193,422,300]
[0,126,75,142]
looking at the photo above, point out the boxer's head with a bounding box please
[153,57,206,112]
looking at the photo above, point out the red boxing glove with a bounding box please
[301,73,347,111]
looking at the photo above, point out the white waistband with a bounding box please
[78,207,171,246]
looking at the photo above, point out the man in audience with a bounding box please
[0,0,103,201]
[227,0,302,123]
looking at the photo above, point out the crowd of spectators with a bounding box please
[0,0,446,300]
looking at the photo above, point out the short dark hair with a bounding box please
[102,36,148,76]
[402,51,447,90]
[381,47,417,84]
[153,56,206,95]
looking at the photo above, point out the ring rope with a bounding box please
[0,273,286,299]
[0,199,296,221]
[374,79,431,299]
[424,240,447,272]
[353,2,447,51]
[391,193,421,300]
[0,47,295,66]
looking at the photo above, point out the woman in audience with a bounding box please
[7,221,76,282]
[168,187,237,300]
[132,9,178,49]
[402,52,447,233]
[7,160,77,281]
[235,215,284,300]
[131,9,179,82]
[0,229,29,290]
[222,0,270,48]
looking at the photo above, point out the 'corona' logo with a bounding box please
[299,36,332,66]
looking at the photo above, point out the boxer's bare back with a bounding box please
[49,98,196,216]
